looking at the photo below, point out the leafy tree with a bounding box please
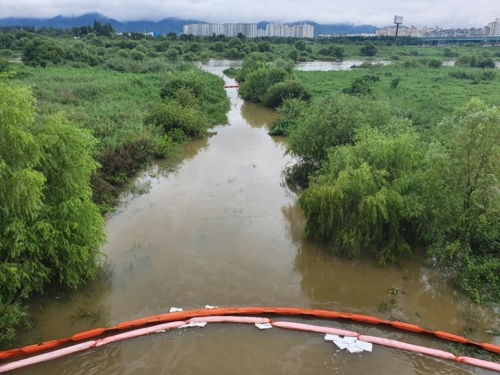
[0,79,106,345]
[418,99,500,301]
[360,44,377,56]
[330,45,345,60]
[165,48,179,62]
[189,42,202,53]
[236,52,267,83]
[258,42,272,53]
[145,100,207,138]
[166,32,177,40]
[269,98,308,136]
[424,100,500,252]
[294,40,306,51]
[0,33,16,49]
[228,38,243,48]
[427,58,442,68]
[130,50,145,61]
[213,42,225,52]
[22,37,65,67]
[263,80,311,108]
[239,67,289,103]
[288,49,299,62]
[286,95,392,187]
[92,20,115,37]
[299,123,422,263]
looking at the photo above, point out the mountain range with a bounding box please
[0,13,379,36]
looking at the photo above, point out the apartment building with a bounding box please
[183,22,313,38]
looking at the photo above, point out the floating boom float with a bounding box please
[0,307,499,373]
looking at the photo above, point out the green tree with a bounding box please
[213,42,225,52]
[22,37,65,67]
[427,58,442,68]
[287,95,392,163]
[330,45,345,60]
[360,44,377,57]
[294,40,306,51]
[239,66,289,103]
[263,80,311,108]
[299,123,422,264]
[0,79,106,345]
[236,52,267,83]
[419,99,500,301]
[166,48,179,62]
[288,49,299,62]
[285,95,392,189]
[258,42,272,53]
[424,100,500,252]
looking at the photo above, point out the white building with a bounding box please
[487,18,500,36]
[376,25,420,37]
[263,23,314,38]
[183,22,313,38]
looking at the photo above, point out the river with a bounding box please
[13,60,499,375]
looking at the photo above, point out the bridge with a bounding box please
[419,35,500,45]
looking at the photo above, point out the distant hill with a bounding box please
[0,13,206,34]
[0,13,378,36]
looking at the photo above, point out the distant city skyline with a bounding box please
[2,0,500,29]
[182,23,314,38]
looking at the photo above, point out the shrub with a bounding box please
[145,101,207,138]
[342,75,380,96]
[360,44,377,56]
[239,66,289,103]
[427,58,442,68]
[263,80,311,108]
[130,50,145,61]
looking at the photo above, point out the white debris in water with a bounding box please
[255,323,273,330]
[324,334,373,353]
[204,305,218,309]
[342,337,357,344]
[346,343,364,354]
[333,340,351,350]
[324,334,341,341]
[170,307,183,313]
[355,340,373,352]
[179,322,207,328]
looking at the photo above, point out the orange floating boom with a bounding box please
[1,307,499,373]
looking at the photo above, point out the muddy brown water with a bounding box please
[13,60,499,375]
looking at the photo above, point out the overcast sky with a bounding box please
[2,0,500,28]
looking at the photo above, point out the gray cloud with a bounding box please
[1,0,500,28]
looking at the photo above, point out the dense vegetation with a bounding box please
[0,31,230,347]
[235,53,311,108]
[0,77,106,346]
[1,26,500,346]
[253,53,500,304]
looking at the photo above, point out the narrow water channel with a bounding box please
[15,60,499,375]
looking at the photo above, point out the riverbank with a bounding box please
[0,60,230,348]
[7,60,498,375]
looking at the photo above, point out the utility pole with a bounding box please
[394,15,403,46]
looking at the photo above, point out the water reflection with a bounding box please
[241,101,276,129]
[284,201,497,341]
[22,264,114,346]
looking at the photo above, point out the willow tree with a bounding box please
[422,99,500,302]
[285,95,392,189]
[298,122,423,264]
[0,79,106,345]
